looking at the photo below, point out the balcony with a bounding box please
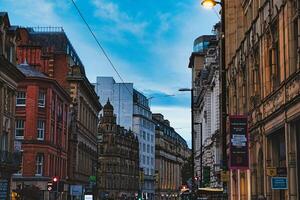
[0,150,21,173]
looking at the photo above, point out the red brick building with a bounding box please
[12,63,70,199]
[15,27,102,197]
[0,12,25,200]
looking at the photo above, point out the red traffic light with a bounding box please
[52,176,59,182]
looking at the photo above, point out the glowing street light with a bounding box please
[201,0,221,9]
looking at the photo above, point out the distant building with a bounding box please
[97,100,139,200]
[16,27,102,197]
[152,113,190,200]
[133,90,156,200]
[93,77,133,130]
[12,63,70,199]
[188,34,218,182]
[94,77,156,199]
[0,12,25,200]
[194,32,222,188]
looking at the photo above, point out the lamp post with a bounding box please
[178,88,196,198]
[201,0,228,198]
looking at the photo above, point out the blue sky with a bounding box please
[2,0,219,146]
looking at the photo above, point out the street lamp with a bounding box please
[178,88,196,198]
[201,0,228,197]
[201,0,222,9]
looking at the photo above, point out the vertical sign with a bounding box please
[229,115,249,169]
[0,179,8,200]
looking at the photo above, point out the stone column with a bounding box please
[286,122,297,200]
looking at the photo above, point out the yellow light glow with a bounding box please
[201,0,217,9]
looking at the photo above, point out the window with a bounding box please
[15,120,25,139]
[37,120,45,140]
[147,133,150,141]
[147,156,150,165]
[143,143,146,152]
[15,151,23,175]
[147,144,150,153]
[151,135,154,142]
[0,132,8,151]
[16,91,26,106]
[151,157,154,165]
[151,146,154,154]
[143,155,145,164]
[143,131,146,140]
[36,154,44,175]
[38,91,46,107]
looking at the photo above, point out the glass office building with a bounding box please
[133,89,156,200]
[93,77,133,130]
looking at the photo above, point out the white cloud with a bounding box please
[151,106,191,146]
[3,0,61,26]
[92,0,148,37]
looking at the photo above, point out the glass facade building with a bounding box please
[93,77,133,130]
[133,89,156,199]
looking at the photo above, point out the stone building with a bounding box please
[12,63,70,199]
[94,77,156,199]
[194,39,222,188]
[152,113,190,200]
[0,12,25,200]
[224,0,299,199]
[97,100,139,200]
[188,34,220,184]
[15,27,101,196]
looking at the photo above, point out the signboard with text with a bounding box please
[271,177,288,190]
[229,115,249,169]
[70,185,83,196]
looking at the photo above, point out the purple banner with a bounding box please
[229,115,249,169]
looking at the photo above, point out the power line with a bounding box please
[70,0,133,96]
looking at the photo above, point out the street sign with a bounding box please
[221,171,230,182]
[266,167,277,177]
[271,177,288,190]
[0,179,8,200]
[84,195,93,200]
[70,185,83,196]
[89,176,96,183]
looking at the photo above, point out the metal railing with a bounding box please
[27,26,64,33]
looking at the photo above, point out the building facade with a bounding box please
[16,27,101,196]
[224,0,299,199]
[94,77,156,199]
[0,12,25,200]
[188,34,220,183]
[93,77,133,130]
[12,63,70,199]
[152,113,190,200]
[194,40,222,188]
[97,100,139,200]
[133,89,156,200]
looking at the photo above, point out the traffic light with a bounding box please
[52,176,59,192]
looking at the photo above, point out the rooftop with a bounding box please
[18,62,47,78]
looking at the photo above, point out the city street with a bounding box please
[0,0,299,200]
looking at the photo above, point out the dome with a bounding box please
[103,99,114,110]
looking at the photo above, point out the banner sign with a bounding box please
[229,115,249,169]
